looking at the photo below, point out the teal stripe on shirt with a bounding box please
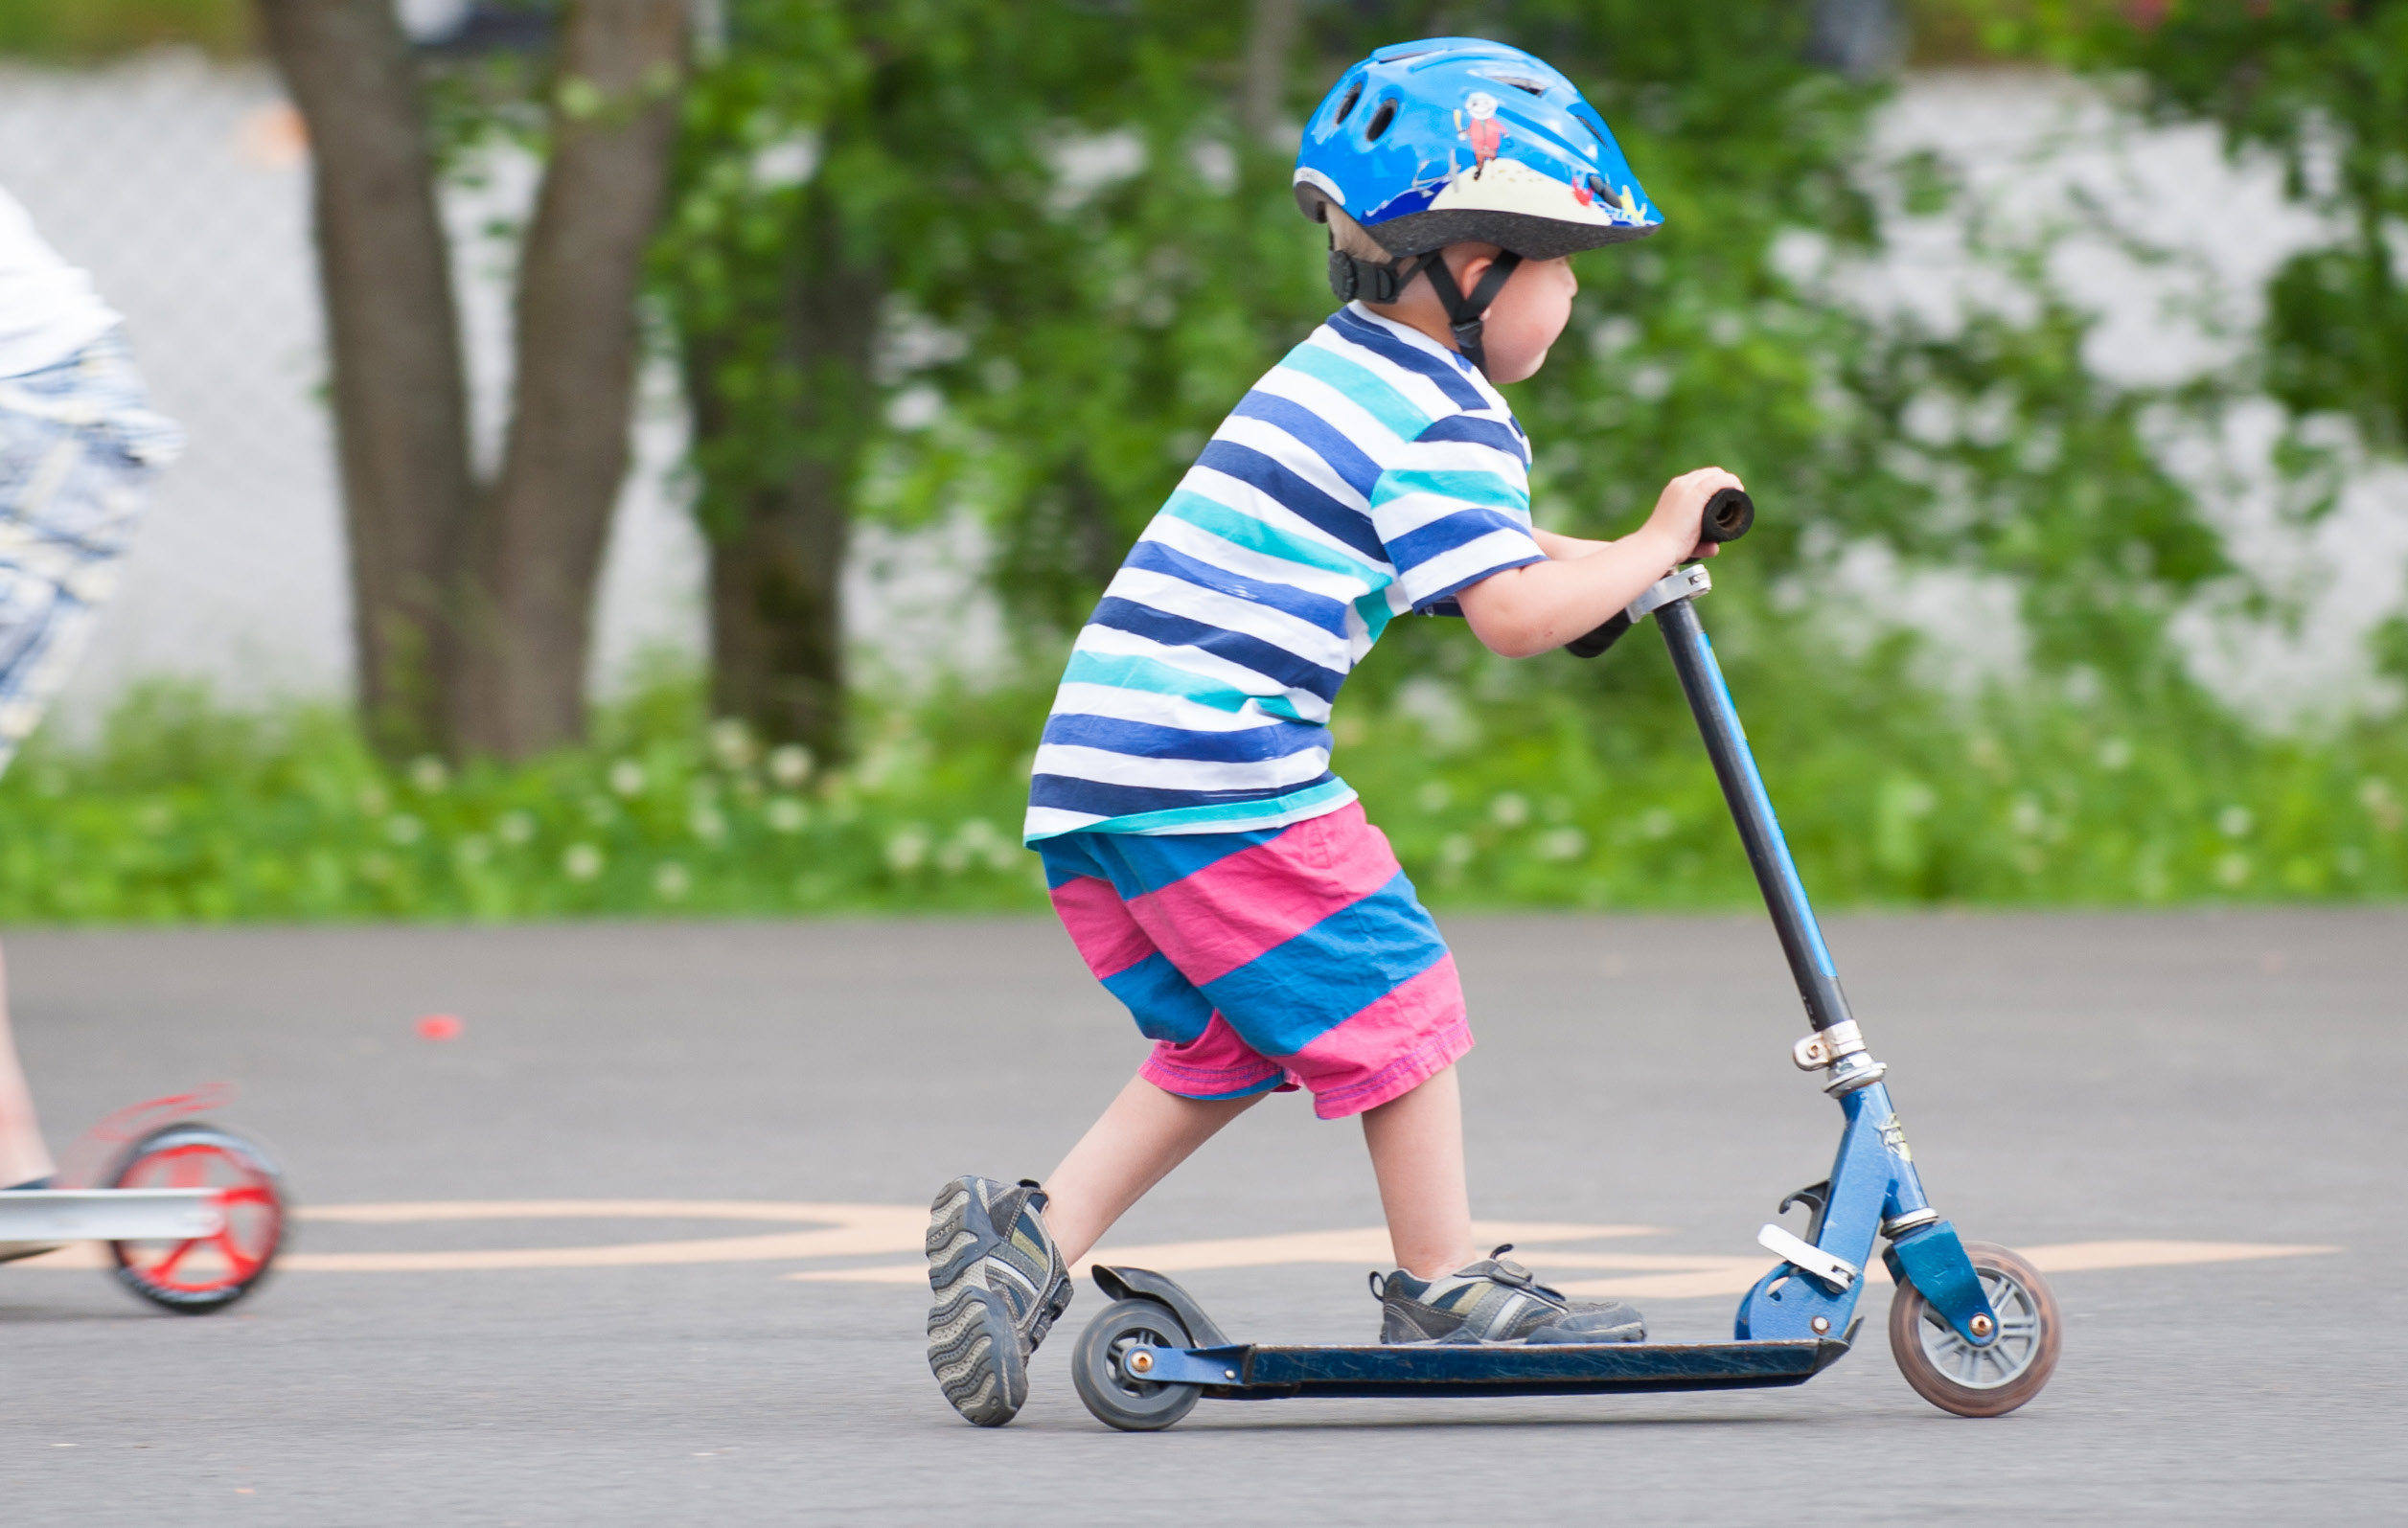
[1061,648,1319,723]
[1278,344,1432,442]
[1158,490,1386,584]
[1370,468,1528,511]
[1040,777,1359,838]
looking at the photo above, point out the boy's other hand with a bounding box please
[1646,467,1744,562]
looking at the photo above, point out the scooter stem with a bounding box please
[1651,597,1857,1038]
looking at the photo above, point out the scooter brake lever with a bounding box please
[1779,1179,1831,1245]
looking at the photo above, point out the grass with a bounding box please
[0,652,2398,925]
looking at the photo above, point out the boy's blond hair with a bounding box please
[1324,207,1393,264]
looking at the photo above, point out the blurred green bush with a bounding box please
[0,0,250,60]
[2,653,2395,924]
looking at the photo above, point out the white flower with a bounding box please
[768,744,813,787]
[885,826,931,873]
[709,718,756,770]
[766,796,809,833]
[1537,827,1588,862]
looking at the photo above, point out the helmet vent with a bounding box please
[1486,74,1549,96]
[1334,81,1364,125]
[1364,98,1398,142]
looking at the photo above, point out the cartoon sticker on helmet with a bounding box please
[1457,91,1504,177]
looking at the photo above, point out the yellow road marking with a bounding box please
[789,1221,1665,1287]
[1548,1239,2344,1300]
[3,1200,2343,1289]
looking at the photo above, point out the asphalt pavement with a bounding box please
[0,907,2399,1525]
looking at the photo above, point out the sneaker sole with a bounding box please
[925,1177,1028,1427]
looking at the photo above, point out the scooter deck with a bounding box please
[0,1188,222,1243]
[1136,1334,1856,1400]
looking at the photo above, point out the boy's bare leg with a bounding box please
[1362,1065,1476,1280]
[0,941,54,1186]
[1041,1074,1264,1265]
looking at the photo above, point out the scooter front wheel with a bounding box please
[1889,1241,2060,1417]
[106,1123,286,1314]
[1071,1297,1202,1432]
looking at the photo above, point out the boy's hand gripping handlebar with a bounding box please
[1565,487,1754,659]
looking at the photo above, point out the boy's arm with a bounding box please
[1456,468,1742,659]
[1530,527,1611,560]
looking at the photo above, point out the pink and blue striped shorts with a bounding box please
[1037,802,1471,1120]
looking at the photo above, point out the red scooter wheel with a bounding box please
[106,1123,286,1314]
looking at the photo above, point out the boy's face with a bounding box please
[1461,249,1576,385]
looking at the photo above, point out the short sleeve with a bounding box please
[1368,410,1546,614]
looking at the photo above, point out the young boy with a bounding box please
[926,38,1743,1425]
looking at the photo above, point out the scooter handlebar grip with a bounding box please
[1567,488,1755,658]
[1699,486,1754,543]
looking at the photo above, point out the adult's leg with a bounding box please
[1361,1064,1474,1280]
[0,940,54,1186]
[1041,1073,1263,1265]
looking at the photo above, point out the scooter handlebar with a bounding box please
[1698,486,1754,543]
[1565,488,1754,659]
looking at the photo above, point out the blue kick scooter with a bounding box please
[1067,490,2063,1429]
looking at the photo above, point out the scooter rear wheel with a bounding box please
[106,1123,286,1314]
[1889,1241,2059,1417]
[1071,1297,1202,1431]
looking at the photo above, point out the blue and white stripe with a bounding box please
[1026,305,1546,843]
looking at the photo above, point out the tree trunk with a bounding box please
[450,0,687,758]
[258,0,472,759]
[691,182,882,763]
[1238,0,1300,143]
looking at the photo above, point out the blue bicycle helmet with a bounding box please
[1294,38,1662,373]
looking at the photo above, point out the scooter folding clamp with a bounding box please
[1625,564,1712,624]
[1756,1222,1859,1291]
[1789,1022,1887,1094]
[1790,1020,1867,1071]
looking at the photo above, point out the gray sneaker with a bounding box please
[925,1175,1073,1426]
[1375,1244,1646,1344]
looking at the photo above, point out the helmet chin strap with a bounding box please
[1409,248,1523,377]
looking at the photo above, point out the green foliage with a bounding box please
[0,674,1043,923]
[658,1,2228,691]
[1343,620,2408,907]
[0,0,249,61]
[1,661,2398,924]
[2074,0,2408,455]
[625,0,2398,924]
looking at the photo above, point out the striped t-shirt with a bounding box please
[1024,304,1548,843]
